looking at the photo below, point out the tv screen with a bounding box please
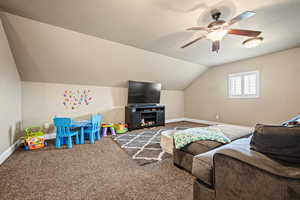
[128,81,161,104]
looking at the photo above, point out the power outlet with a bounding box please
[215,114,220,120]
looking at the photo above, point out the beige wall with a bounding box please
[185,47,300,126]
[22,82,184,131]
[0,19,21,154]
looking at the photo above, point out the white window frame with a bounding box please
[228,70,260,99]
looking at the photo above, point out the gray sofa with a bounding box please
[173,124,253,172]
[173,125,300,200]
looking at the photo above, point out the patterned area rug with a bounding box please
[113,127,190,166]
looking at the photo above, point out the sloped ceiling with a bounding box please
[1,0,300,67]
[0,0,300,90]
[0,12,206,90]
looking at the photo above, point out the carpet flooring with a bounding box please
[0,122,203,200]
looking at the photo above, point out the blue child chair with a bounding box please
[53,117,79,149]
[84,114,102,144]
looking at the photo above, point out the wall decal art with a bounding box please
[63,89,93,110]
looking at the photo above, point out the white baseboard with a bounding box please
[166,117,251,129]
[184,118,252,128]
[183,118,221,125]
[0,138,22,165]
[165,117,222,125]
[165,118,185,123]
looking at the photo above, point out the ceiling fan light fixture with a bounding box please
[206,29,228,41]
[243,37,263,48]
[181,10,261,53]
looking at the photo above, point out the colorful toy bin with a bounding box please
[113,123,128,134]
[23,126,48,151]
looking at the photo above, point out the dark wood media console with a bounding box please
[125,105,165,131]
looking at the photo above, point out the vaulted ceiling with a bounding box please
[0,12,206,90]
[0,0,299,90]
[1,0,299,66]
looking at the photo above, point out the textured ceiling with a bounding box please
[0,0,300,66]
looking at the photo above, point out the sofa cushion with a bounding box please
[182,125,253,156]
[192,137,252,186]
[182,140,222,156]
[251,124,300,164]
[215,124,253,140]
[192,151,214,186]
[217,137,300,179]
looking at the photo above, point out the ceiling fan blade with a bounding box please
[227,11,256,26]
[212,40,220,52]
[181,35,206,48]
[228,29,261,37]
[186,27,208,31]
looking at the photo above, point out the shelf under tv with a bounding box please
[142,116,156,119]
[137,124,156,129]
[125,104,165,131]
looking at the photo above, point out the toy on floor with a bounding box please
[23,126,48,151]
[101,123,116,136]
[113,123,128,134]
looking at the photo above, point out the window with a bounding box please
[228,71,259,98]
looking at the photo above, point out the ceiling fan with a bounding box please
[181,9,262,52]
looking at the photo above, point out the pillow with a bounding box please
[250,124,300,164]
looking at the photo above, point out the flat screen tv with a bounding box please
[128,81,161,105]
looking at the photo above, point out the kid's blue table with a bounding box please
[71,120,90,144]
